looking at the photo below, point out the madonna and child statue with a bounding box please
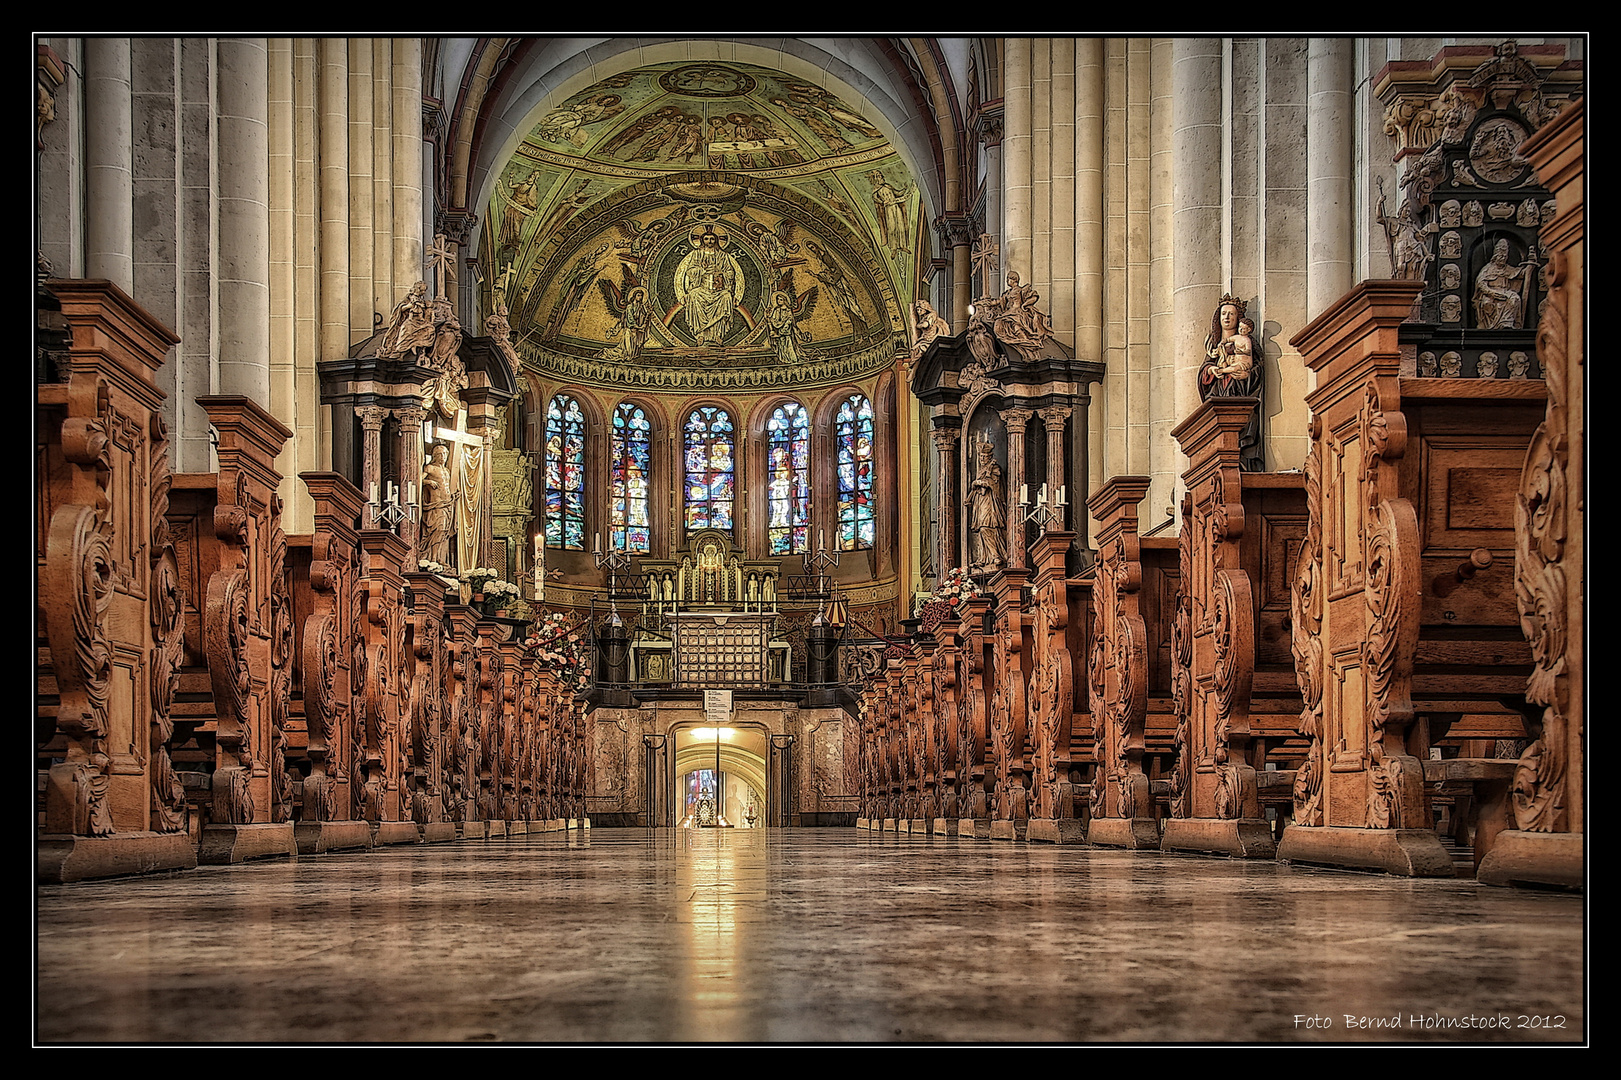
[1198,294,1265,472]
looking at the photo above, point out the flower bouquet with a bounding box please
[919,566,982,633]
[526,610,593,694]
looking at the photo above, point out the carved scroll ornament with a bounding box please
[1363,498,1423,829]
[148,415,187,833]
[1290,425,1326,826]
[1510,248,1571,832]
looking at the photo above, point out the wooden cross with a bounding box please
[432,407,485,572]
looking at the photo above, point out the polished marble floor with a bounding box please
[35,828,1585,1044]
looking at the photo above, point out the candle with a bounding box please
[1019,484,1028,505]
[1058,485,1066,507]
[818,529,825,552]
[369,482,378,504]
[1036,482,1047,507]
[595,532,601,553]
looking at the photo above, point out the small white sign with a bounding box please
[703,689,733,722]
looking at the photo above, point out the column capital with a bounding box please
[999,406,1033,435]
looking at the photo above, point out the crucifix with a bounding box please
[430,407,486,574]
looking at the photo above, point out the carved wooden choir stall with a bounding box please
[37,274,591,882]
[853,97,1582,885]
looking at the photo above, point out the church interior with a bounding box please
[35,36,1585,1044]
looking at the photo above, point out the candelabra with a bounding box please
[1018,481,1068,532]
[369,479,418,532]
[592,532,631,625]
[803,530,840,624]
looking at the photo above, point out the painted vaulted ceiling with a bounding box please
[481,60,924,392]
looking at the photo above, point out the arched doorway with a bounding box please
[670,722,770,828]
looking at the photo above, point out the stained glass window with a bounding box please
[611,402,652,553]
[545,394,587,550]
[766,402,811,554]
[683,406,734,531]
[836,394,875,550]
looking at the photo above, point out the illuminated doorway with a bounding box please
[671,723,770,828]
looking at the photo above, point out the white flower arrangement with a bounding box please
[483,578,521,600]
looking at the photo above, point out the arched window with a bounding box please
[836,393,875,550]
[545,394,587,550]
[683,406,735,531]
[766,401,811,554]
[610,402,652,553]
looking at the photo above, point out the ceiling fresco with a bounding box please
[480,61,924,391]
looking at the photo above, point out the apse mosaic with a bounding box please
[481,62,922,392]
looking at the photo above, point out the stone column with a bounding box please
[176,39,215,473]
[1172,39,1226,486]
[1075,39,1106,364]
[1306,38,1355,318]
[347,40,375,333]
[319,38,350,370]
[942,215,973,331]
[931,425,960,575]
[397,404,426,555]
[83,38,133,292]
[978,113,1004,293]
[358,405,387,527]
[1029,41,1051,295]
[392,38,424,297]
[268,40,306,530]
[371,39,394,318]
[216,37,271,403]
[1001,406,1033,568]
[1049,38,1077,352]
[1040,405,1070,531]
[1002,40,1032,281]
